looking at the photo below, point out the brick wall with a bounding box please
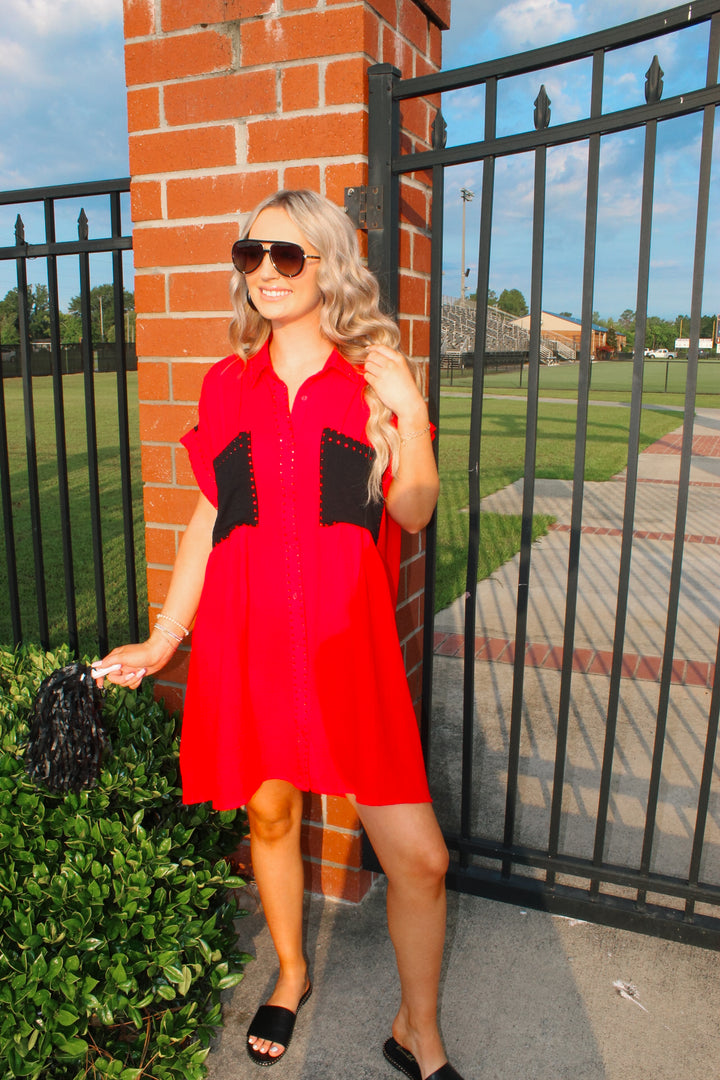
[123,0,450,901]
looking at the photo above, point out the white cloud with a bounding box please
[441,0,717,318]
[540,73,586,124]
[0,0,127,189]
[546,142,589,203]
[3,0,121,36]
[0,38,39,79]
[443,0,503,61]
[607,72,638,91]
[444,87,485,122]
[576,0,672,27]
[494,0,578,49]
[445,0,691,70]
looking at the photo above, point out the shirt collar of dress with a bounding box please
[245,340,363,390]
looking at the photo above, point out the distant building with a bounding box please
[511,311,626,357]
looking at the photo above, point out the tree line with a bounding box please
[598,309,717,353]
[0,284,135,346]
[5,280,713,355]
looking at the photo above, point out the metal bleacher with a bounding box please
[441,298,576,370]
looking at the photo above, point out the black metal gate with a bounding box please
[0,178,140,657]
[365,2,720,946]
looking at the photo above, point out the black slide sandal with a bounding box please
[383,1036,466,1080]
[247,983,312,1067]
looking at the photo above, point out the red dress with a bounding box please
[178,342,431,810]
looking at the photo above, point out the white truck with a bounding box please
[644,347,676,359]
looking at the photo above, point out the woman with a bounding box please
[97,190,463,1080]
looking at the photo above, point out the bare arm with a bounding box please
[363,345,439,534]
[96,492,216,688]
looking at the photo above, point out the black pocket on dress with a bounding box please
[212,431,259,546]
[319,428,383,543]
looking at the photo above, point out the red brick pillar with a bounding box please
[122,0,450,901]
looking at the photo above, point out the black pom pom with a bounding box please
[25,662,109,793]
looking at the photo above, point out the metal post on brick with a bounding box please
[367,63,401,317]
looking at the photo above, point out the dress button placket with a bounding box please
[273,383,311,789]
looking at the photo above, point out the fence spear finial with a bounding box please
[645,55,664,103]
[433,109,447,151]
[78,208,89,241]
[15,214,25,244]
[534,85,551,130]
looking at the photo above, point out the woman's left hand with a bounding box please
[364,345,438,532]
[362,345,425,421]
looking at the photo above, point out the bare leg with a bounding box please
[246,779,309,1060]
[351,798,451,1080]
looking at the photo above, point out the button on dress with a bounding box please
[178,343,431,810]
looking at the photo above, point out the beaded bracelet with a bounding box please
[156,612,190,638]
[399,423,431,445]
[154,622,183,647]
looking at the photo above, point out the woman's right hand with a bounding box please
[93,491,215,690]
[93,628,179,690]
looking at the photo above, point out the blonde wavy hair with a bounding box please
[228,189,421,503]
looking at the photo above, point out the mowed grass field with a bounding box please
[434,392,685,611]
[0,370,685,651]
[442,355,720,403]
[0,372,147,654]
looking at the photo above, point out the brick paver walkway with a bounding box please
[434,422,720,688]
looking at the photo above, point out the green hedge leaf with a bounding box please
[54,1006,80,1026]
[0,643,249,1080]
[54,1035,88,1057]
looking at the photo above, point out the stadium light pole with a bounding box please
[460,187,474,301]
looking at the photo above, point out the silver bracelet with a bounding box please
[399,423,431,445]
[154,622,182,647]
[156,612,190,638]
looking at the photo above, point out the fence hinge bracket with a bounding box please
[344,185,383,231]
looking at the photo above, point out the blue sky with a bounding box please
[440,1,720,323]
[0,0,127,190]
[0,0,716,322]
[0,0,129,310]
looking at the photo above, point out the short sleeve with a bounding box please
[180,380,218,507]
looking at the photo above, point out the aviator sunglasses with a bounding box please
[231,239,321,278]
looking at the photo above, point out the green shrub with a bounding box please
[0,643,250,1080]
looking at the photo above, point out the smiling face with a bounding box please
[244,207,323,331]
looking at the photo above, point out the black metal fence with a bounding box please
[440,356,720,393]
[365,2,720,946]
[0,178,140,657]
[2,342,138,378]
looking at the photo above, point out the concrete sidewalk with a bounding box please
[206,407,720,1080]
[208,885,720,1080]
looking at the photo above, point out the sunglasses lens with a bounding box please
[231,240,310,277]
[270,242,305,277]
[232,240,264,274]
